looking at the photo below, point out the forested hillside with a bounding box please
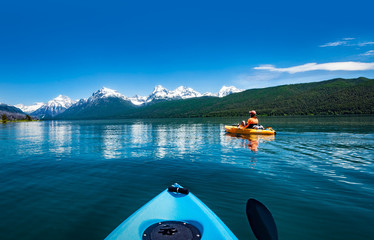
[121,77,374,118]
[54,77,374,119]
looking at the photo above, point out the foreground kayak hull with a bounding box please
[105,185,238,240]
[225,125,276,135]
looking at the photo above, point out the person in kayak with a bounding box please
[239,110,259,129]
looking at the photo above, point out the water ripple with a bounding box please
[0,117,373,240]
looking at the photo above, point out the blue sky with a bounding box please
[1,0,374,105]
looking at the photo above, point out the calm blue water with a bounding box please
[1,116,373,239]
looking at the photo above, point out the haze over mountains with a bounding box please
[0,103,28,120]
[15,102,44,114]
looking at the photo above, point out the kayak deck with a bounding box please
[225,125,276,135]
[105,184,238,240]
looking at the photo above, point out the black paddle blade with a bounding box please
[246,198,278,240]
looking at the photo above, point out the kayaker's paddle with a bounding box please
[246,198,278,240]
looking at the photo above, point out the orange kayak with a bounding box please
[225,125,276,135]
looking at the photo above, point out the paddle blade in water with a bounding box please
[246,198,278,240]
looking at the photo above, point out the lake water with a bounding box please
[1,116,373,239]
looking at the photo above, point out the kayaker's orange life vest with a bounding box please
[246,117,258,128]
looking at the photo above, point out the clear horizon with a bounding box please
[1,0,374,105]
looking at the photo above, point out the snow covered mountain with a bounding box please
[170,86,202,99]
[127,85,199,105]
[125,85,243,105]
[88,87,127,102]
[146,85,170,102]
[65,87,128,109]
[13,85,244,119]
[55,87,135,119]
[66,87,130,109]
[31,95,75,119]
[128,95,147,106]
[15,102,44,114]
[146,85,203,103]
[218,86,244,97]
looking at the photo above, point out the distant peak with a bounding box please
[46,95,75,108]
[49,95,73,102]
[101,86,113,91]
[218,86,243,97]
[151,85,169,96]
[91,87,127,100]
[97,87,116,93]
[94,87,118,94]
[54,95,70,101]
[14,102,45,113]
[153,85,166,91]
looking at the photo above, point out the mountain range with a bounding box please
[15,85,243,119]
[4,77,374,120]
[57,77,374,119]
